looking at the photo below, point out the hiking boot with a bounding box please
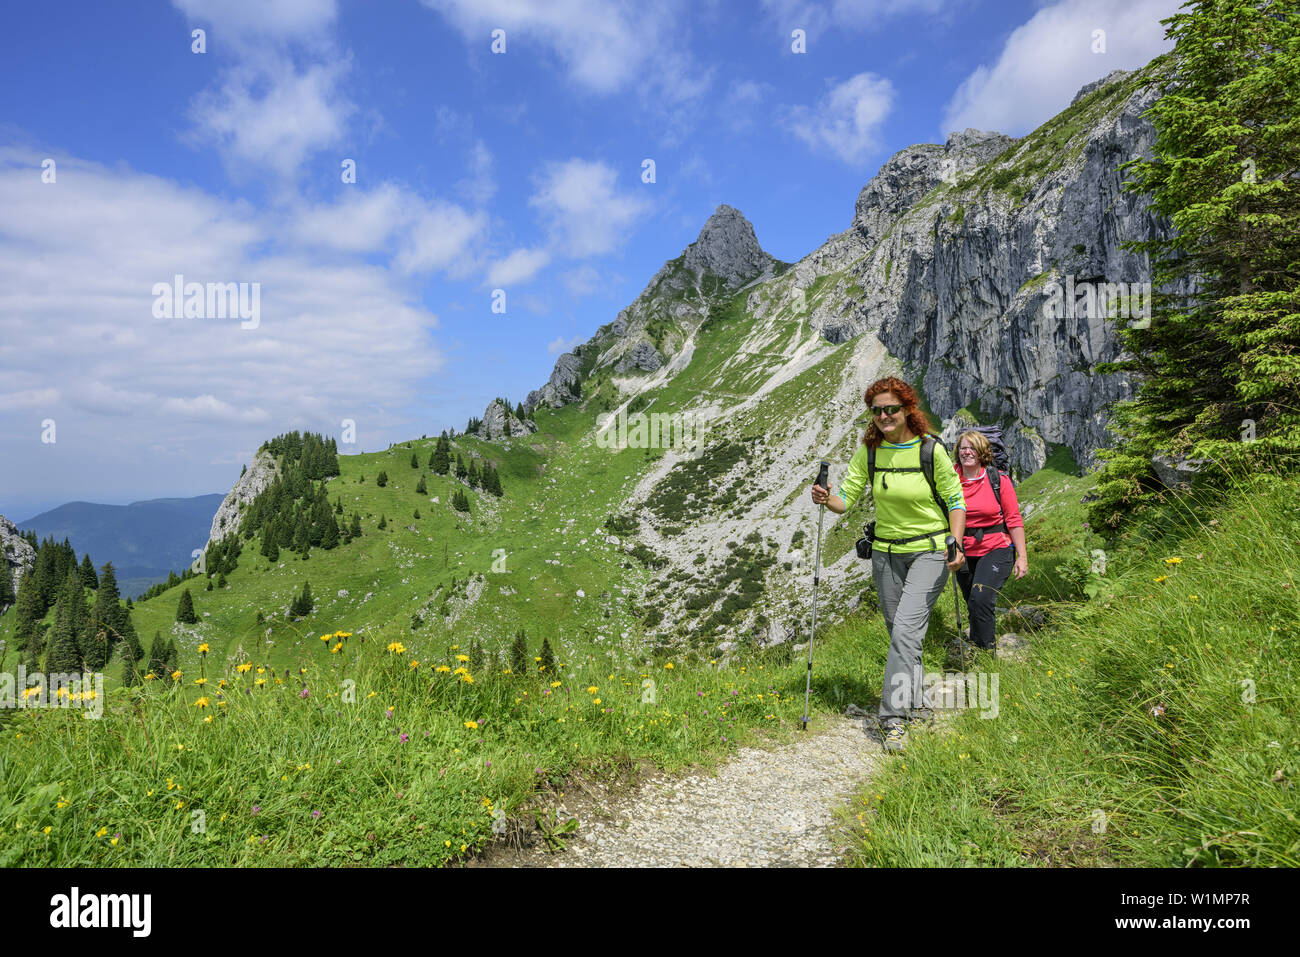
[882,723,907,753]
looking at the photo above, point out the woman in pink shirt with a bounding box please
[953,431,1028,652]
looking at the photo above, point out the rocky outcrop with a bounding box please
[524,351,584,413]
[0,514,36,602]
[476,398,538,441]
[206,448,279,546]
[613,339,664,374]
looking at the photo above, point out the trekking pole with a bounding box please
[802,461,830,731]
[946,535,964,637]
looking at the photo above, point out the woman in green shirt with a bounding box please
[810,376,965,753]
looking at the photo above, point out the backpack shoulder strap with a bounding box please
[988,467,1003,511]
[867,444,876,490]
[919,435,948,521]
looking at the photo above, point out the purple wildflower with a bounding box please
[300,688,310,699]
[400,732,409,743]
[312,810,322,819]
[251,805,261,815]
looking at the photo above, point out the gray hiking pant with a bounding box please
[872,547,950,727]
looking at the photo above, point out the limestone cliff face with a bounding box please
[819,69,1160,473]
[0,514,36,604]
[205,448,279,547]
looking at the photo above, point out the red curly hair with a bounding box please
[862,376,935,449]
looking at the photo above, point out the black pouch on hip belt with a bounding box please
[855,520,876,560]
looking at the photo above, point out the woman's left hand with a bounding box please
[946,549,965,572]
[1013,554,1028,579]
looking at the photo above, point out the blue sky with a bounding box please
[0,0,1177,520]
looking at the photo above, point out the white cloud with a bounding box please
[422,0,702,97]
[171,0,338,43]
[485,247,552,287]
[395,201,490,275]
[187,58,355,179]
[0,146,445,499]
[173,0,356,180]
[783,72,895,165]
[941,0,1177,137]
[528,159,652,259]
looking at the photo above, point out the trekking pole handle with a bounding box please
[815,461,829,493]
[945,534,957,563]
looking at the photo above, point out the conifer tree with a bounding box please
[78,553,98,591]
[322,515,340,550]
[45,596,82,674]
[411,452,419,468]
[261,524,279,562]
[176,588,199,624]
[0,563,13,610]
[431,433,451,475]
[293,512,311,555]
[509,630,529,675]
[468,460,480,488]
[350,513,362,539]
[455,453,467,479]
[13,570,42,658]
[290,581,314,617]
[539,636,556,675]
[416,475,427,494]
[378,514,387,530]
[376,470,388,487]
[1091,1,1300,525]
[121,654,141,688]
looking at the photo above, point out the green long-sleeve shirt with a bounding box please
[837,436,965,553]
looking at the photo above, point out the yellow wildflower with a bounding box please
[464,720,479,729]
[456,654,470,662]
[436,665,451,673]
[195,697,210,709]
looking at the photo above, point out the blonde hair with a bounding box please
[957,430,994,467]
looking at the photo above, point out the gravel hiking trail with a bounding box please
[476,714,887,868]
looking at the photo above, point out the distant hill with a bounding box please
[16,495,225,598]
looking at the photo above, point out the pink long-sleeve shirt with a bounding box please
[955,467,1024,557]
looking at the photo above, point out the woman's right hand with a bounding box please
[810,484,829,506]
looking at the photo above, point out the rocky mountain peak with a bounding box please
[681,204,773,289]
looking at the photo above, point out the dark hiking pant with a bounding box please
[955,546,1013,649]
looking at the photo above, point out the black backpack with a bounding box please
[957,426,1012,543]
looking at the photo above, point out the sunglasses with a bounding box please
[870,404,903,417]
